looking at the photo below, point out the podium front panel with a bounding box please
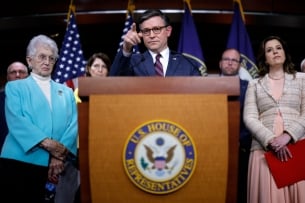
[88,94,228,203]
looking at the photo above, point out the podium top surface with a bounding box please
[78,76,240,96]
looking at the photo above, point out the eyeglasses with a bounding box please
[8,70,28,75]
[35,54,57,64]
[140,25,168,36]
[222,58,240,64]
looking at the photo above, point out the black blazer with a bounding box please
[239,78,251,150]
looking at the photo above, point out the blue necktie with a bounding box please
[155,54,163,76]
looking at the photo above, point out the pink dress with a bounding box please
[247,77,305,203]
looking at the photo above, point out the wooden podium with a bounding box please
[78,76,240,203]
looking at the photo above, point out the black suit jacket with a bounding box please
[239,79,251,151]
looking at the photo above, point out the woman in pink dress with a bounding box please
[244,35,305,203]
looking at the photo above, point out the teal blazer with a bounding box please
[1,75,78,167]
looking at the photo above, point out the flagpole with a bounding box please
[184,0,192,12]
[127,0,135,18]
[67,0,75,22]
[116,0,139,54]
[234,0,245,22]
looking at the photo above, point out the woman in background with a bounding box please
[86,52,111,77]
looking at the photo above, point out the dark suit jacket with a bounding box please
[239,78,251,151]
[0,90,8,151]
[109,50,201,76]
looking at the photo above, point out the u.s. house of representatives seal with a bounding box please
[123,120,197,194]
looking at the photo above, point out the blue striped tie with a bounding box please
[155,54,163,76]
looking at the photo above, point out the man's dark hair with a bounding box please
[138,9,170,26]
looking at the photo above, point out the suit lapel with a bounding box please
[142,51,155,75]
[282,73,292,95]
[260,73,291,98]
[50,82,64,116]
[166,52,180,76]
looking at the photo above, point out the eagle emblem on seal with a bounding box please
[143,144,176,171]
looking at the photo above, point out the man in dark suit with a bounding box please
[219,48,251,203]
[0,61,28,151]
[109,9,201,76]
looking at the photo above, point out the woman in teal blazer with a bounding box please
[0,34,78,202]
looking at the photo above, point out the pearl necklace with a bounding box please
[268,74,284,80]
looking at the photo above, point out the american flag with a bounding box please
[117,10,140,54]
[52,11,86,87]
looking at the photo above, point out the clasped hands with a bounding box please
[48,157,64,183]
[40,138,68,161]
[268,132,292,162]
[40,138,68,182]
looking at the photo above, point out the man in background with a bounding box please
[0,61,28,151]
[219,48,251,203]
